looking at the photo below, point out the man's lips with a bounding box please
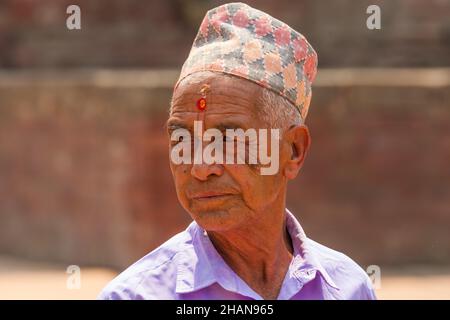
[190,191,237,201]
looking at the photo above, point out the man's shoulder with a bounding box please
[98,223,197,300]
[306,238,377,299]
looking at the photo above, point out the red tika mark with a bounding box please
[197,97,207,111]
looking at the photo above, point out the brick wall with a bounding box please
[0,69,449,269]
[0,0,449,68]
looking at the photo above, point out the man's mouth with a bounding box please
[190,192,236,201]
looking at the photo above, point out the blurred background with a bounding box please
[0,0,449,299]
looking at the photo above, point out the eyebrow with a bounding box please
[166,120,249,135]
[166,121,190,133]
[214,122,248,132]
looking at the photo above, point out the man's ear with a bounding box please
[283,125,311,180]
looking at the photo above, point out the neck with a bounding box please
[207,197,293,299]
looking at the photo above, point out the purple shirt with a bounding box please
[98,209,376,300]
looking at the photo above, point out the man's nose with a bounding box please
[190,163,224,181]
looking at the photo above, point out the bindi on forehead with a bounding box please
[171,73,263,120]
[196,83,210,112]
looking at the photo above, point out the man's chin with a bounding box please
[190,209,242,232]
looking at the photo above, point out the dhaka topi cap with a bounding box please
[175,2,318,121]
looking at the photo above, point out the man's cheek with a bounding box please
[174,166,193,194]
[172,164,190,178]
[237,177,259,208]
[171,168,185,194]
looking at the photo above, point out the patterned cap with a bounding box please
[175,2,318,121]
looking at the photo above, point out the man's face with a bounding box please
[167,72,291,232]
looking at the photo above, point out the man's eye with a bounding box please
[170,135,183,145]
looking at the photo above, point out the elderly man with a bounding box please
[99,3,376,300]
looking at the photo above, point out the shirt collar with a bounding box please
[175,208,340,295]
[284,208,340,291]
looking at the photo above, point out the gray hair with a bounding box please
[257,88,303,130]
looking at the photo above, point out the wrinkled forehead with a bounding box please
[170,71,262,117]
